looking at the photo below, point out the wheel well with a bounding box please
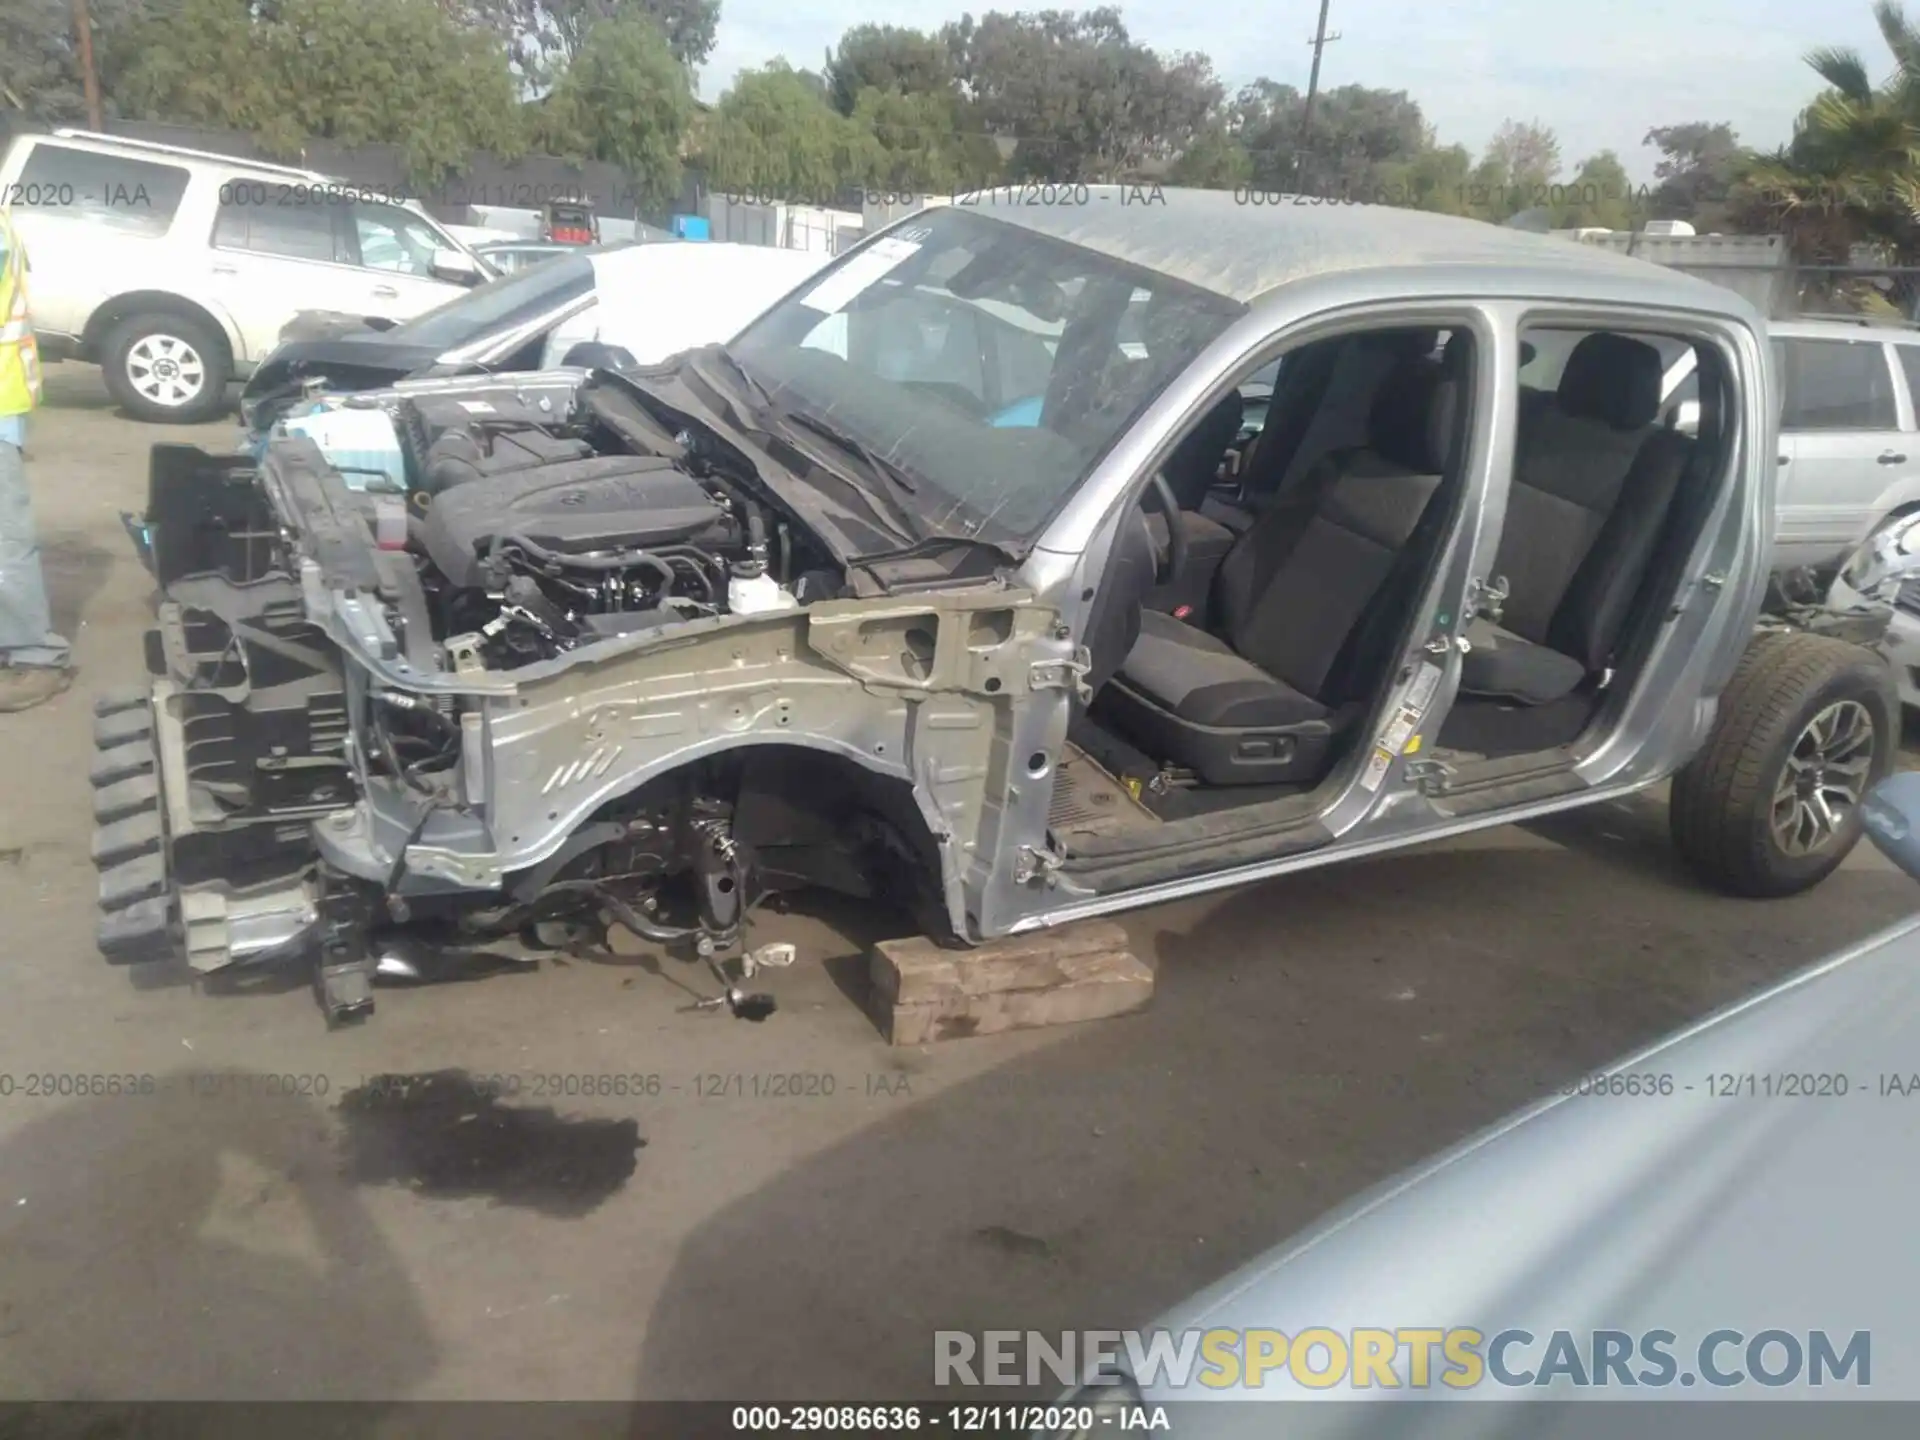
[610,745,953,937]
[82,292,234,368]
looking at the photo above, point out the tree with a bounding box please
[1644,121,1748,228]
[4,0,150,123]
[458,0,720,80]
[110,0,287,143]
[115,0,525,183]
[1464,118,1562,220]
[824,24,954,117]
[1372,134,1474,214]
[1738,0,1920,264]
[705,61,878,203]
[849,86,998,192]
[532,14,693,206]
[943,8,1221,180]
[264,0,525,180]
[1552,150,1639,229]
[1168,119,1251,188]
[1227,80,1429,197]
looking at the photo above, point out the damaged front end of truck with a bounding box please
[90,360,1077,1025]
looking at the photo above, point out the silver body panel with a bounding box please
[265,194,1777,942]
[1123,910,1920,1414]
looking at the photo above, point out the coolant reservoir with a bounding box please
[727,567,799,615]
[371,494,409,550]
[281,404,407,493]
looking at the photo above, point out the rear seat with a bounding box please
[1460,333,1696,706]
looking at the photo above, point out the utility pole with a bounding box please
[1297,0,1340,190]
[71,0,104,131]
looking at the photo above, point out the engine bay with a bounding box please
[270,380,848,673]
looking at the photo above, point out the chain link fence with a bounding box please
[1789,266,1920,323]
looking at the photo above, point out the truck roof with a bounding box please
[957,185,1759,318]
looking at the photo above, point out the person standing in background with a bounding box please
[0,205,73,711]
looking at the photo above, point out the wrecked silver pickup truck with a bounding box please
[91,193,1913,1025]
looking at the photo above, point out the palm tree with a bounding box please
[1739,0,1920,270]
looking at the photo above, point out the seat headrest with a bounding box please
[1362,328,1441,362]
[1368,361,1458,474]
[1557,333,1663,431]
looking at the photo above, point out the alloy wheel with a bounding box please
[1770,699,1876,857]
[126,334,206,409]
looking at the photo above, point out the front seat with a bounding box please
[1457,333,1696,706]
[1096,358,1459,786]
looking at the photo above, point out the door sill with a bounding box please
[1058,782,1332,894]
[1424,746,1588,816]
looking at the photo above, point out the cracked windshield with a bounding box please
[728,206,1241,544]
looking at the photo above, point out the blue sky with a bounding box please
[695,0,1885,180]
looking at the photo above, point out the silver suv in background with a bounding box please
[1771,317,1920,570]
[0,129,486,422]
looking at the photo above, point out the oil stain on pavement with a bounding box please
[336,1070,644,1217]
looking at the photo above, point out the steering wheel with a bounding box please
[1142,472,1188,588]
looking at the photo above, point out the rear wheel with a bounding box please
[101,312,231,423]
[1671,632,1897,897]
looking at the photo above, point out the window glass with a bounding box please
[731,206,1242,545]
[1780,338,1897,430]
[213,197,342,263]
[13,143,189,238]
[1894,345,1920,424]
[351,202,446,276]
[849,290,987,400]
[991,322,1057,408]
[386,252,595,351]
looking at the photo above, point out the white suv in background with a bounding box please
[1771,317,1920,571]
[0,130,486,422]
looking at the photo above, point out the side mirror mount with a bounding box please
[560,341,637,371]
[430,248,485,287]
[1864,772,1920,880]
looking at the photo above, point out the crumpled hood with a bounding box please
[240,332,443,433]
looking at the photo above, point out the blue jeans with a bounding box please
[0,439,71,668]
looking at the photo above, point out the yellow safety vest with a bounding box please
[0,209,43,418]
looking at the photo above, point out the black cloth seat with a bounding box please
[1457,331,1696,709]
[1459,619,1588,705]
[1121,609,1325,728]
[1098,355,1459,786]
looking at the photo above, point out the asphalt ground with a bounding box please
[0,365,1912,1401]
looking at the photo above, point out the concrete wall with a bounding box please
[1555,231,1797,318]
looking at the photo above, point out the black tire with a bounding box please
[1670,631,1897,897]
[100,312,231,423]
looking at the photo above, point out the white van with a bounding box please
[0,129,486,421]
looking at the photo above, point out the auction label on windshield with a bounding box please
[797,235,923,315]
